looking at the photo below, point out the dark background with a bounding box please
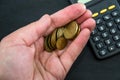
[0,0,120,80]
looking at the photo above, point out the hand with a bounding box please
[0,3,95,80]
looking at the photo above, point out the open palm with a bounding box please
[0,4,95,80]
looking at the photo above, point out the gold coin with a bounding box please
[48,35,55,50]
[64,21,79,39]
[56,37,67,50]
[44,21,80,52]
[50,29,57,49]
[77,26,80,36]
[57,27,64,39]
[74,25,80,38]
[44,36,52,52]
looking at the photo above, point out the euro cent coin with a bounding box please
[64,21,79,39]
[56,37,67,50]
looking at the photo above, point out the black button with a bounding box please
[91,28,97,35]
[106,21,114,28]
[103,14,111,21]
[115,17,120,24]
[96,18,103,25]
[93,36,100,42]
[96,42,104,49]
[116,42,120,48]
[108,45,115,52]
[98,25,106,32]
[105,39,112,45]
[113,35,120,41]
[99,49,107,56]
[111,10,119,17]
[110,28,117,34]
[102,32,109,38]
[117,25,120,30]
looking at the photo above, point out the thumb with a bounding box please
[2,14,52,46]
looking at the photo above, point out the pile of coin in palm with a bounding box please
[44,21,80,52]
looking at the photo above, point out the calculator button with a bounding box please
[98,25,106,32]
[115,17,120,24]
[113,35,120,41]
[99,49,107,56]
[111,10,119,17]
[108,5,116,10]
[116,42,120,48]
[108,45,115,52]
[106,21,114,28]
[105,39,112,45]
[92,12,99,18]
[96,42,104,49]
[93,36,100,42]
[102,32,109,38]
[96,18,103,25]
[117,25,120,30]
[110,28,117,34]
[91,29,97,35]
[100,9,107,14]
[103,14,111,21]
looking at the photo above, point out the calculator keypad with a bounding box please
[90,8,120,59]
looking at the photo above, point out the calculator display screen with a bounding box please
[77,0,92,4]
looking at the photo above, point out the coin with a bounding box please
[64,21,79,39]
[76,26,80,36]
[56,37,67,50]
[57,27,64,39]
[73,25,80,39]
[44,21,80,52]
[50,29,57,49]
[47,35,55,50]
[44,36,52,52]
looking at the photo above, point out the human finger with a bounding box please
[76,9,92,24]
[80,18,96,31]
[60,18,95,72]
[1,14,51,46]
[45,3,86,35]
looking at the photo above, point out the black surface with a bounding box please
[0,0,120,80]
[0,0,70,39]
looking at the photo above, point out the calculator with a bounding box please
[69,0,120,59]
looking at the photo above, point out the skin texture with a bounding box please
[0,3,95,80]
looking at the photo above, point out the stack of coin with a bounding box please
[44,21,80,52]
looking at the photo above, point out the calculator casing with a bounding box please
[70,0,120,59]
